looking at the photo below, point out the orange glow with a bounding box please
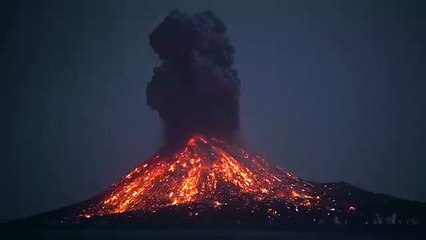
[81,135,327,217]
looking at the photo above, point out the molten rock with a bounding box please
[81,136,325,217]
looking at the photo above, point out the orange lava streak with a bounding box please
[173,164,201,204]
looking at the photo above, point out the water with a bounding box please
[1,227,423,240]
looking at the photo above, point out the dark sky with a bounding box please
[1,0,425,222]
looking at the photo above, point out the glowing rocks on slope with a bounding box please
[81,136,333,218]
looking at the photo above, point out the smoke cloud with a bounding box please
[147,10,241,145]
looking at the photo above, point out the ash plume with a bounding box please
[146,10,240,146]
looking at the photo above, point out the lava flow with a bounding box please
[81,135,329,218]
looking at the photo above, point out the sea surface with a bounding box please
[0,226,424,240]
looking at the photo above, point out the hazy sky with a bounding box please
[1,0,425,222]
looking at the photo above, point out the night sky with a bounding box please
[1,0,425,222]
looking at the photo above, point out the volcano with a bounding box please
[13,135,425,227]
[81,135,325,217]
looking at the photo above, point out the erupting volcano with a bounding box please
[13,10,425,227]
[81,135,325,218]
[25,134,424,226]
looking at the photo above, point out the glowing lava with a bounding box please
[82,136,327,217]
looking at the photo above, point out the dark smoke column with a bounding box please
[147,10,241,146]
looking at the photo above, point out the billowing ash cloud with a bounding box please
[147,10,240,145]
